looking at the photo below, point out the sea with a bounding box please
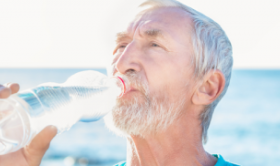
[0,68,279,166]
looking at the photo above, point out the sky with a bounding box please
[0,0,279,69]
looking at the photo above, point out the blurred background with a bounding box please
[0,0,280,165]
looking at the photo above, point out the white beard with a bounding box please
[104,71,185,138]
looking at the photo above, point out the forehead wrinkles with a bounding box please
[127,8,192,44]
[126,20,170,43]
[127,8,165,38]
[127,19,150,39]
[134,20,159,39]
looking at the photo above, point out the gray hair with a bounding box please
[139,0,233,143]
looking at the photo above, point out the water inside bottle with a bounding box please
[0,70,124,154]
[20,84,120,132]
[0,84,120,154]
[0,99,28,155]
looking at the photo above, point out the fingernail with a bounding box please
[49,125,58,132]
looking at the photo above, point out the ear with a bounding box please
[192,70,225,106]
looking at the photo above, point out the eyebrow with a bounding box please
[115,29,165,43]
[115,32,131,43]
[144,29,163,38]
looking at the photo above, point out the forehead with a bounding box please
[126,7,193,41]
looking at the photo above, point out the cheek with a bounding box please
[140,47,193,96]
[144,61,193,101]
[146,68,184,101]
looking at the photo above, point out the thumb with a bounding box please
[24,126,57,165]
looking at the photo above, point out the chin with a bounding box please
[104,94,186,138]
[116,91,147,107]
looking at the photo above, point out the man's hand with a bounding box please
[0,83,57,166]
[0,83,20,98]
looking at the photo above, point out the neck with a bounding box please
[125,111,217,166]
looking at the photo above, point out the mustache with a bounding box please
[125,70,149,96]
[109,63,149,96]
[115,70,149,96]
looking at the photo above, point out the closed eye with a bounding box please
[150,42,169,52]
[151,43,160,47]
[113,44,127,54]
[119,45,127,48]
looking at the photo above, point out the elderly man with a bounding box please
[0,0,238,165]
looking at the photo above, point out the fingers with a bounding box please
[10,83,20,94]
[28,126,57,155]
[0,85,12,98]
[9,83,20,94]
[0,126,57,166]
[0,83,20,98]
[5,83,20,94]
[24,126,58,166]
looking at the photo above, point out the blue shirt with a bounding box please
[113,154,239,166]
[213,154,239,166]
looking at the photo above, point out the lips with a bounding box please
[125,87,136,94]
[119,82,139,98]
[113,72,146,97]
[115,75,131,93]
[116,76,126,97]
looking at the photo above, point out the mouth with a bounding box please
[114,74,132,94]
[121,87,137,96]
[117,82,141,99]
[114,73,146,98]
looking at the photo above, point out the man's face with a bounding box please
[104,7,196,136]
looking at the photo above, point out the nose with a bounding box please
[115,41,141,75]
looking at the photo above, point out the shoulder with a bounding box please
[213,154,240,166]
[113,161,126,166]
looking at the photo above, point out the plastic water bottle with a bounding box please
[0,70,127,155]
